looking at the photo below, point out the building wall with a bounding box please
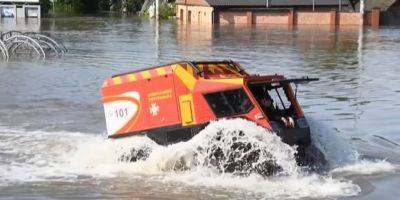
[219,11,247,24]
[253,11,289,24]
[176,5,370,26]
[175,0,209,7]
[338,12,362,25]
[176,4,213,24]
[0,0,39,2]
[0,3,40,18]
[16,7,24,18]
[295,11,332,25]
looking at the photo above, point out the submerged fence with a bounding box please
[0,31,67,61]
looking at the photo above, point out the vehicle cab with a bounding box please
[194,61,316,147]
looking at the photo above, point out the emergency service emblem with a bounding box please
[149,103,160,116]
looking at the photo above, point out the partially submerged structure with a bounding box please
[176,0,381,26]
[0,0,40,18]
[0,31,67,61]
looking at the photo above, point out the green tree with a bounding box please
[40,0,52,15]
[349,0,360,11]
[41,0,173,15]
[53,0,84,13]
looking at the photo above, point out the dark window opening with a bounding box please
[204,88,253,118]
[249,83,295,122]
[188,10,192,22]
[180,9,184,20]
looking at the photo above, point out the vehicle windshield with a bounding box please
[249,82,295,121]
[204,88,253,118]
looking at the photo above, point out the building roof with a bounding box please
[176,0,349,7]
[267,0,349,6]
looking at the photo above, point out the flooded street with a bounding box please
[1,16,400,199]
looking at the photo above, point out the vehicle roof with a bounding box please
[102,60,247,88]
[111,60,236,78]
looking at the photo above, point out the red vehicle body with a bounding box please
[101,61,317,150]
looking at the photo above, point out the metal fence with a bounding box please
[0,31,67,61]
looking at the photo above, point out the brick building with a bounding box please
[176,0,379,26]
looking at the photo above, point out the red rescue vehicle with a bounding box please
[101,60,317,152]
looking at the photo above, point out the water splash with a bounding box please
[308,117,359,168]
[0,119,398,199]
[187,119,298,176]
[82,119,298,176]
[331,160,398,176]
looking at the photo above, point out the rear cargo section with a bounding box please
[101,61,255,142]
[102,65,180,138]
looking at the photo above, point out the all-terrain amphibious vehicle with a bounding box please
[101,60,319,164]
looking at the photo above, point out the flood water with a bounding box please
[1,16,400,199]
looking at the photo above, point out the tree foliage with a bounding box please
[348,0,360,11]
[40,0,52,15]
[40,0,174,16]
[53,0,85,13]
[159,3,175,19]
[106,0,145,12]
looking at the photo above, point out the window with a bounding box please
[204,89,253,118]
[1,7,15,18]
[269,87,291,110]
[188,10,192,22]
[249,83,295,121]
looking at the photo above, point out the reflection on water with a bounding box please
[0,18,40,32]
[0,15,400,199]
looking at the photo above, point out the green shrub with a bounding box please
[53,0,84,13]
[40,0,174,15]
[40,0,52,15]
[159,3,175,19]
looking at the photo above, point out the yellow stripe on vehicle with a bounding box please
[141,70,151,79]
[203,78,244,85]
[187,65,194,76]
[155,67,166,76]
[127,74,137,82]
[112,77,122,85]
[172,64,196,91]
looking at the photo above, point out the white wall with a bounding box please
[0,4,40,18]
[0,0,39,3]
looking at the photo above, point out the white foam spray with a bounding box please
[307,117,360,168]
[331,160,398,176]
[0,119,398,199]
